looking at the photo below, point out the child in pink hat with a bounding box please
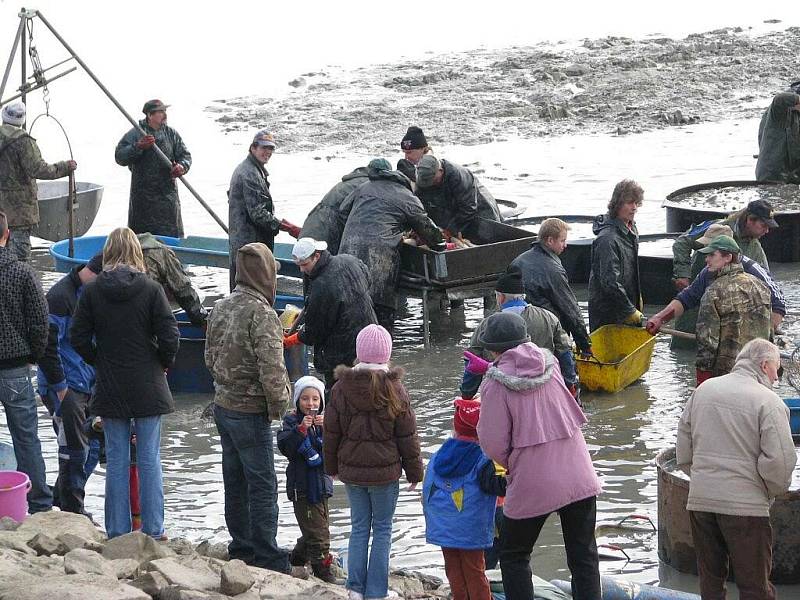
[324,324,422,600]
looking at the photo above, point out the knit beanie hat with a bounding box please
[293,375,326,412]
[495,265,525,295]
[368,158,392,171]
[1,102,25,127]
[477,311,530,352]
[356,324,392,364]
[401,126,427,150]
[453,398,481,439]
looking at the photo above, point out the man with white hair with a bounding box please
[0,102,77,261]
[283,237,376,391]
[677,338,796,600]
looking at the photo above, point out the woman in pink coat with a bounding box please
[476,311,601,600]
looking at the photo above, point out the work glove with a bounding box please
[170,163,186,178]
[66,160,78,172]
[464,350,490,375]
[623,310,645,327]
[645,306,675,336]
[695,369,713,386]
[279,219,302,239]
[283,332,301,348]
[136,135,156,150]
[567,383,581,406]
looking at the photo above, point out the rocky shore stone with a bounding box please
[0,573,150,600]
[102,531,174,566]
[220,559,254,595]
[64,547,118,577]
[150,557,220,592]
[28,532,66,556]
[0,512,446,599]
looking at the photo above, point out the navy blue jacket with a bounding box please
[37,266,96,396]
[277,410,334,504]
[677,255,786,316]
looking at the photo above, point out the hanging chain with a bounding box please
[25,18,50,115]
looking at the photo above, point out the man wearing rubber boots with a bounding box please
[0,102,77,262]
[115,99,192,238]
[37,253,102,516]
[588,180,643,331]
[677,338,795,600]
[227,129,301,291]
[693,235,770,385]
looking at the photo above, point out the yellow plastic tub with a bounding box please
[575,325,656,393]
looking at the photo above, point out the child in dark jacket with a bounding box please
[423,398,506,600]
[276,375,336,583]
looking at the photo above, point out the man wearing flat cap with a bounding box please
[227,129,299,291]
[672,199,777,292]
[694,235,771,385]
[0,102,77,261]
[115,99,192,238]
[414,154,503,241]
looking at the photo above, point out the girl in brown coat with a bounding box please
[324,324,423,600]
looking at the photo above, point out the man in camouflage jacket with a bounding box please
[137,233,206,327]
[0,102,76,261]
[205,242,291,573]
[695,236,771,384]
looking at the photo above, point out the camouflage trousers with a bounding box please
[8,226,31,262]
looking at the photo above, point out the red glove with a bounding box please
[464,350,490,375]
[283,332,300,348]
[695,369,713,386]
[279,219,302,239]
[170,163,185,178]
[136,135,156,150]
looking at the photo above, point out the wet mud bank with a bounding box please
[207,25,800,156]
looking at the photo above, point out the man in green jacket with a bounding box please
[115,99,191,238]
[0,102,76,261]
[205,242,291,573]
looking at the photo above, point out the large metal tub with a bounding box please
[34,181,103,242]
[399,218,535,286]
[639,233,680,305]
[664,181,800,263]
[656,446,800,584]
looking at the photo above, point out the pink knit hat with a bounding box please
[356,324,392,364]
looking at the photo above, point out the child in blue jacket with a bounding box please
[423,398,506,600]
[277,376,336,582]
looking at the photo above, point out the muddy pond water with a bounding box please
[6,116,800,598]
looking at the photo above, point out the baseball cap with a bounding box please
[696,223,734,246]
[746,199,779,228]
[142,99,169,114]
[252,129,277,148]
[698,235,741,254]
[292,237,327,261]
[415,155,441,189]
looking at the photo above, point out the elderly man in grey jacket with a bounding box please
[676,338,796,600]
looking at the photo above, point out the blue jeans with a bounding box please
[345,481,400,599]
[213,405,288,572]
[103,416,164,538]
[0,366,52,513]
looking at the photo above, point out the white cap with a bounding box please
[292,237,327,261]
[1,102,26,127]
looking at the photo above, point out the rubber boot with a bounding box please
[312,555,342,584]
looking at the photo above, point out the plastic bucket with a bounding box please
[0,470,31,522]
[783,399,800,435]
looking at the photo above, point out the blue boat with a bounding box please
[50,234,301,278]
[169,311,308,394]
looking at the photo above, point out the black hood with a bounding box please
[592,213,615,235]
[94,267,149,303]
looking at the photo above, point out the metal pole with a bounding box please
[0,67,77,105]
[20,15,26,124]
[68,171,75,257]
[0,16,25,102]
[34,10,229,234]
